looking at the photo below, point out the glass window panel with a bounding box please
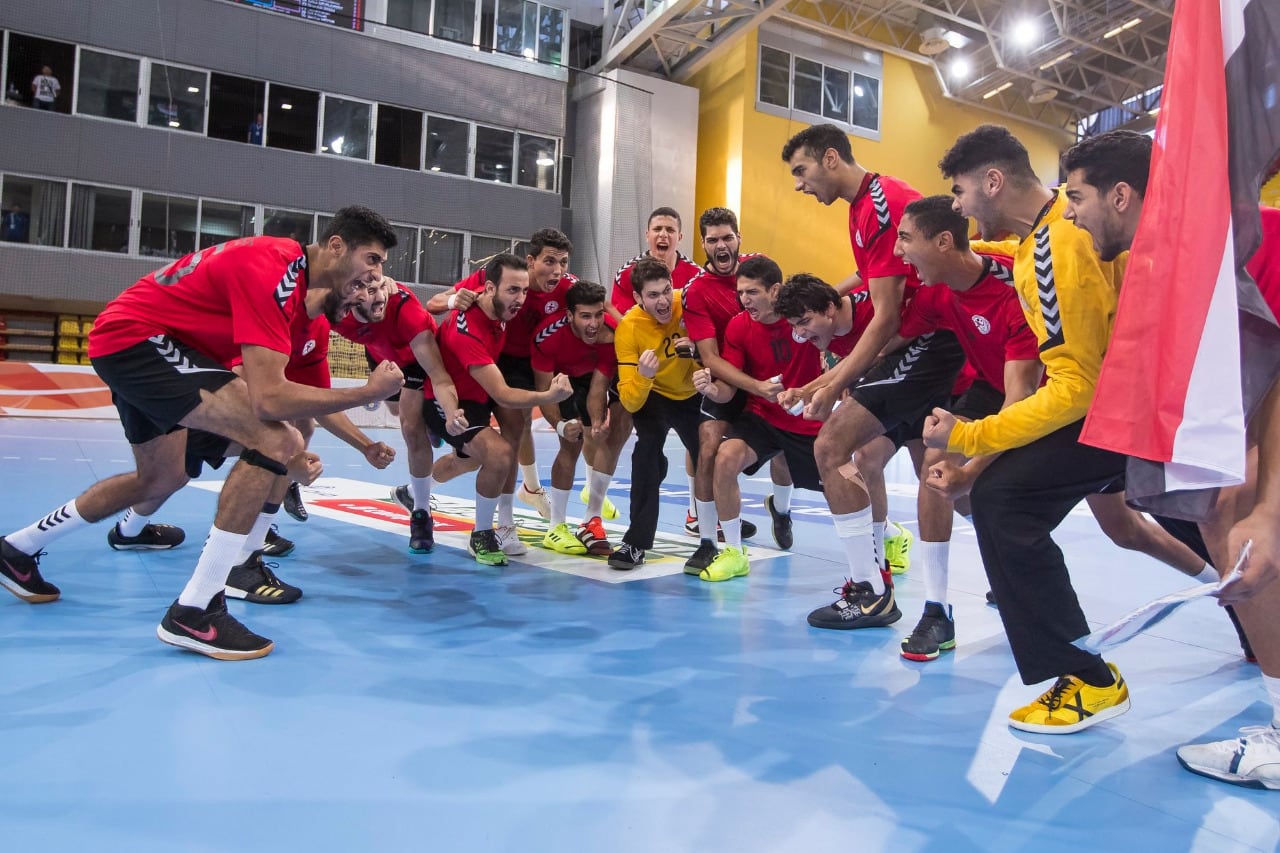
[69,183,131,252]
[386,0,431,34]
[426,116,469,175]
[385,223,418,283]
[321,96,371,160]
[263,208,313,243]
[495,0,525,56]
[538,6,564,64]
[853,73,880,131]
[759,46,790,108]
[6,34,75,113]
[433,0,476,44]
[148,63,207,133]
[208,72,265,144]
[376,105,424,169]
[140,193,198,258]
[474,126,514,183]
[1,175,66,246]
[199,200,255,249]
[420,228,463,285]
[469,235,514,270]
[76,50,139,122]
[267,84,320,153]
[792,57,822,115]
[517,133,557,191]
[822,65,850,123]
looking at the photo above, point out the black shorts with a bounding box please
[497,353,535,392]
[424,397,495,459]
[184,429,233,479]
[883,378,1005,451]
[366,352,426,401]
[850,330,966,436]
[558,373,619,427]
[731,411,823,491]
[700,387,748,422]
[90,336,237,445]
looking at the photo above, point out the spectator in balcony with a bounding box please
[31,66,60,111]
[2,204,30,243]
[248,112,264,145]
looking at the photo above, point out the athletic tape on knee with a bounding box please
[240,448,289,476]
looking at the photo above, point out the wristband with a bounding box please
[555,419,580,438]
[447,293,458,310]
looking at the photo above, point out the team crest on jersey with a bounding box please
[544,300,560,314]
[302,339,317,356]
[792,329,808,344]
[971,315,991,335]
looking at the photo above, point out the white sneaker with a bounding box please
[517,483,550,520]
[494,524,528,556]
[1177,724,1280,790]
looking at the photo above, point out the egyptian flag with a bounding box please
[1080,0,1280,521]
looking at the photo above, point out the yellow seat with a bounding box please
[58,316,81,337]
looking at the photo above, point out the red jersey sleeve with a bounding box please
[390,289,438,350]
[530,319,557,374]
[455,269,487,294]
[229,250,302,355]
[720,313,749,372]
[680,282,718,343]
[611,263,637,314]
[594,339,618,378]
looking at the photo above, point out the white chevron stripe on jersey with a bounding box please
[273,256,306,311]
[1033,227,1065,350]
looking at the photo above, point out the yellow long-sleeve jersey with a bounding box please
[615,295,697,412]
[952,189,1120,456]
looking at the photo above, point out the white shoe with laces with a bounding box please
[1176,724,1280,790]
[516,483,551,520]
[494,524,528,556]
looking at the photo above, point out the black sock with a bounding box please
[1074,660,1115,688]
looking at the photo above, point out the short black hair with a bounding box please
[698,207,739,238]
[737,255,782,286]
[566,280,606,311]
[631,256,672,293]
[903,195,970,250]
[781,124,854,165]
[938,125,1038,186]
[526,227,573,258]
[775,273,840,319]
[648,207,682,229]
[322,205,397,251]
[1061,130,1153,199]
[485,252,527,286]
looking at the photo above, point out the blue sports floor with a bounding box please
[2,418,1277,852]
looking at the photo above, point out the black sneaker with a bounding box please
[283,482,308,522]
[608,542,646,571]
[0,537,59,603]
[225,552,302,604]
[409,509,434,554]
[685,515,758,542]
[807,578,901,630]
[392,484,413,512]
[900,602,956,661]
[683,540,719,575]
[985,589,998,607]
[156,592,274,660]
[765,495,793,550]
[107,522,186,551]
[262,525,295,558]
[468,529,508,566]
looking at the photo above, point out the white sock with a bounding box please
[520,464,540,491]
[475,493,499,531]
[919,540,951,608]
[772,483,793,514]
[1192,563,1219,584]
[583,464,596,490]
[721,517,742,548]
[687,475,697,514]
[233,507,278,564]
[117,507,150,537]
[872,521,887,569]
[410,476,433,511]
[1265,674,1280,728]
[498,492,515,527]
[832,508,880,591]
[7,500,90,554]
[695,499,719,544]
[586,469,611,519]
[179,526,247,608]
[548,486,571,526]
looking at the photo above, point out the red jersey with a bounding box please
[898,255,1038,394]
[682,254,764,345]
[722,312,824,435]
[284,311,332,389]
[1246,205,1280,318]
[88,236,306,362]
[530,314,618,379]
[457,269,577,358]
[827,287,877,359]
[333,284,437,369]
[433,303,506,403]
[611,252,701,315]
[848,173,923,321]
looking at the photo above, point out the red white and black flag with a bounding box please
[1080,0,1280,520]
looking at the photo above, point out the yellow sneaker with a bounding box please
[1008,663,1130,734]
[698,545,750,582]
[542,522,588,555]
[884,521,913,575]
[580,486,619,520]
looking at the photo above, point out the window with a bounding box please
[320,95,371,160]
[148,63,207,133]
[792,57,822,116]
[536,6,564,64]
[822,66,850,123]
[494,1,564,63]
[421,228,463,285]
[384,224,419,282]
[495,0,527,57]
[386,0,431,34]
[76,49,139,123]
[208,72,266,144]
[69,183,131,252]
[426,116,469,175]
[139,193,198,257]
[759,46,789,108]
[263,208,313,243]
[852,73,880,132]
[376,105,424,169]
[5,34,75,113]
[469,235,514,268]
[434,0,476,43]
[267,84,320,153]
[757,40,881,135]
[199,200,254,249]
[474,126,514,183]
[517,133,557,191]
[1,175,66,246]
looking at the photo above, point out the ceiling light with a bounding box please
[168,120,180,127]
[853,84,865,97]
[982,81,1013,99]
[331,136,344,154]
[187,86,199,94]
[949,56,972,80]
[1147,106,1160,116]
[1010,18,1039,48]
[1028,83,1059,104]
[918,26,950,56]
[522,48,535,59]
[1039,51,1072,70]
[430,165,441,171]
[536,156,555,166]
[1104,17,1141,38]
[281,102,293,110]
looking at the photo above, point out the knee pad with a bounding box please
[240,447,289,476]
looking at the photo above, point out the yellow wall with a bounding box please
[688,31,1072,283]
